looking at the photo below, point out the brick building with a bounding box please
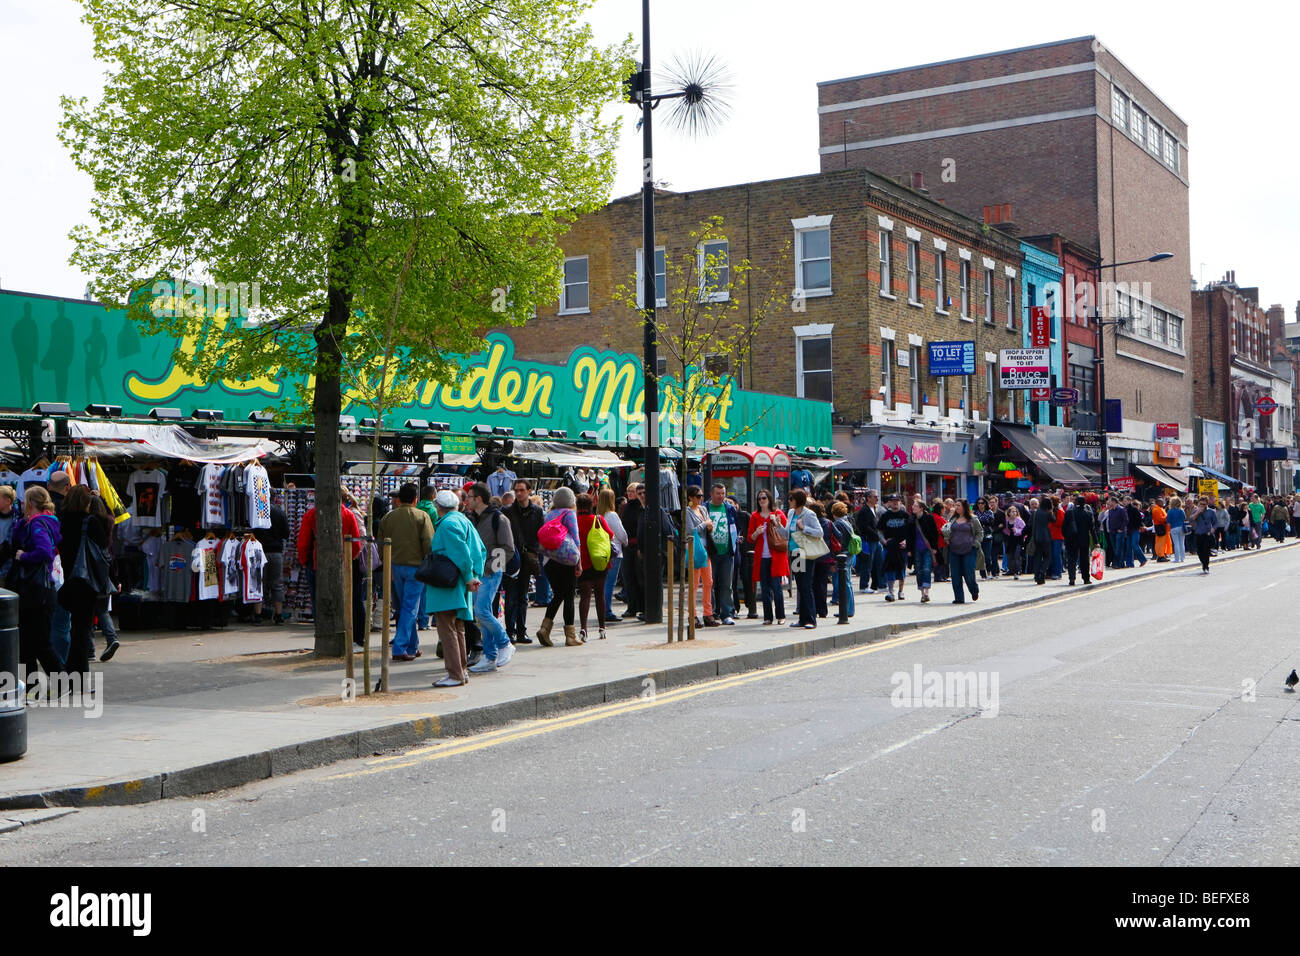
[1191,274,1290,493]
[817,36,1194,477]
[500,167,1027,499]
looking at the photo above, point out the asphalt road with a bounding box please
[6,544,1300,866]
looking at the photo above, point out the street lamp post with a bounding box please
[1093,252,1173,488]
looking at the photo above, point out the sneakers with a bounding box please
[885,593,895,602]
[721,617,736,626]
[920,593,930,603]
[468,657,497,673]
[496,643,515,668]
[100,640,120,662]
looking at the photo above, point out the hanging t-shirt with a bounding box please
[220,537,243,599]
[126,469,168,528]
[245,462,272,529]
[19,468,48,490]
[192,538,222,600]
[162,540,194,602]
[240,539,266,603]
[141,534,163,594]
[168,464,202,530]
[200,464,226,528]
[0,470,23,499]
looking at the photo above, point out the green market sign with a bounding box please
[0,291,830,449]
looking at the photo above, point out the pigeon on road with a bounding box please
[1286,669,1298,692]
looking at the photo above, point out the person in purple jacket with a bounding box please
[7,486,63,693]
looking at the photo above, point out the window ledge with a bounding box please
[879,291,898,301]
[796,287,833,299]
[699,293,731,304]
[960,315,974,323]
[557,307,590,316]
[936,308,950,316]
[908,299,924,309]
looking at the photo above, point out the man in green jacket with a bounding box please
[427,490,485,687]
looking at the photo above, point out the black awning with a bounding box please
[994,424,1096,486]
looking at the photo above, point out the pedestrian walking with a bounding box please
[378,483,433,661]
[575,493,615,642]
[808,501,835,619]
[786,488,822,628]
[1270,499,1289,543]
[829,501,856,618]
[748,488,788,625]
[598,488,628,623]
[504,478,543,644]
[854,490,883,593]
[1167,496,1187,562]
[537,486,583,647]
[684,486,717,627]
[946,499,981,604]
[1062,493,1095,585]
[1151,497,1172,562]
[466,483,516,672]
[703,482,741,626]
[910,496,939,603]
[1030,497,1053,585]
[878,494,913,602]
[6,486,62,696]
[975,497,996,580]
[1003,504,1026,579]
[426,489,486,687]
[1191,497,1216,573]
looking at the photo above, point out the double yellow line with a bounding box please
[327,582,1113,780]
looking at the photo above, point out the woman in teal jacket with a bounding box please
[425,489,486,687]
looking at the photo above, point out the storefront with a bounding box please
[834,424,977,503]
[707,445,792,511]
[986,422,1097,493]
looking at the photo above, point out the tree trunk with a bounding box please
[312,285,348,658]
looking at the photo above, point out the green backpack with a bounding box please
[586,518,612,571]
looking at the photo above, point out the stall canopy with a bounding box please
[69,421,277,463]
[996,423,1096,487]
[1136,464,1189,490]
[1189,463,1242,488]
[508,440,632,468]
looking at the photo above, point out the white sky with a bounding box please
[2,0,1296,314]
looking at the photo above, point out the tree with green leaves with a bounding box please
[61,0,633,655]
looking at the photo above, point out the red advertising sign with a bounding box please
[1031,387,1050,401]
[1110,476,1136,492]
[1155,422,1179,439]
[1030,306,1051,348]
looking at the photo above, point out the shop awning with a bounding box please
[1135,464,1188,489]
[69,421,275,463]
[793,457,846,469]
[1189,463,1242,488]
[508,440,632,468]
[995,424,1097,486]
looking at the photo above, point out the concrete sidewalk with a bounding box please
[2,539,1294,809]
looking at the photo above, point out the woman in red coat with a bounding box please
[748,488,790,624]
[575,493,616,641]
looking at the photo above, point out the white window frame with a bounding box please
[909,345,921,409]
[1004,276,1015,330]
[636,246,667,309]
[792,214,833,299]
[697,239,730,303]
[935,250,948,314]
[1111,87,1127,131]
[983,267,994,324]
[1147,120,1161,155]
[907,239,920,305]
[936,375,947,412]
[961,374,971,414]
[1163,132,1178,172]
[1129,106,1145,144]
[559,255,590,315]
[985,360,996,419]
[794,322,833,402]
[878,230,894,299]
[959,259,971,320]
[880,338,894,408]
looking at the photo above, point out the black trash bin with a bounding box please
[0,588,26,762]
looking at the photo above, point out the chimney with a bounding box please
[912,172,924,191]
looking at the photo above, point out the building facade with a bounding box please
[817,36,1194,479]
[502,167,1027,499]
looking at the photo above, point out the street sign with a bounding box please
[1030,306,1050,349]
[1256,396,1279,416]
[1198,478,1219,500]
[1050,387,1080,407]
[928,340,976,376]
[440,435,477,455]
[1031,387,1050,401]
[999,348,1050,388]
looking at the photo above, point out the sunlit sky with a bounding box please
[1,0,1294,316]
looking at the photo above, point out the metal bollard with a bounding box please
[0,590,26,762]
[380,539,391,694]
[835,553,850,625]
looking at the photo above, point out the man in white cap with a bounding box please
[378,482,434,660]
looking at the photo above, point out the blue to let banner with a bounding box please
[928,340,976,377]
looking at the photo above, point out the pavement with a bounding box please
[3,538,1296,812]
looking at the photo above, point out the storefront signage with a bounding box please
[928,341,976,377]
[997,461,1016,471]
[1104,399,1123,434]
[909,442,941,464]
[440,435,477,455]
[1156,441,1181,462]
[1050,387,1079,407]
[0,292,831,449]
[1110,476,1136,492]
[1256,446,1285,460]
[1073,430,1102,463]
[1155,422,1179,440]
[999,349,1050,389]
[1030,306,1050,349]
[1198,478,1219,500]
[875,432,971,473]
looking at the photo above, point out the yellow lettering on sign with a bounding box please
[573,356,638,421]
[126,312,283,402]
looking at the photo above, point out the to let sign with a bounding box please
[928,340,976,376]
[999,348,1050,389]
[1030,306,1051,348]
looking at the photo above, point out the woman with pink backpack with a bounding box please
[535,486,583,647]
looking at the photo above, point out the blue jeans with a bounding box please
[981,537,995,576]
[759,556,785,621]
[794,568,816,625]
[835,555,855,616]
[417,586,428,627]
[1172,527,1186,562]
[914,548,933,589]
[474,570,509,661]
[1050,539,1063,577]
[950,550,979,602]
[709,552,735,621]
[390,564,422,656]
[1128,531,1146,567]
[50,604,71,667]
[603,554,622,616]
